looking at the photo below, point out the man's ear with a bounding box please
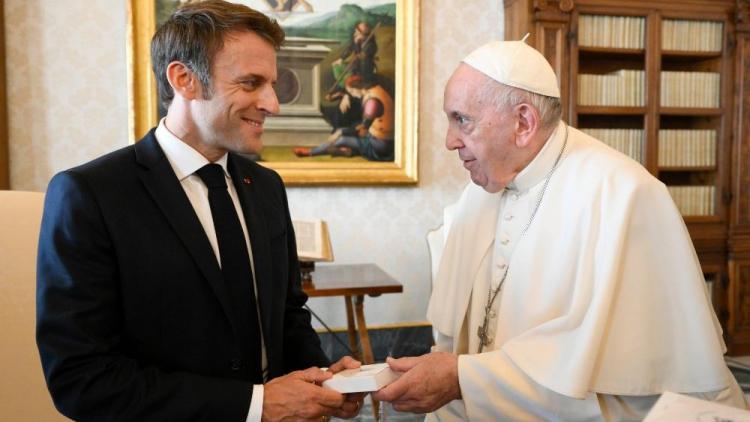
[166,61,201,101]
[514,103,541,148]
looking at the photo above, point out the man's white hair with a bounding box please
[478,76,562,130]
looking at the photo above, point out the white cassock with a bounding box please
[426,122,745,421]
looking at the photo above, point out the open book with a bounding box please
[292,219,334,262]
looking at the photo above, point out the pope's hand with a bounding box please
[371,353,461,414]
[262,367,343,421]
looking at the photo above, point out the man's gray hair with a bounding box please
[151,0,284,110]
[478,76,562,129]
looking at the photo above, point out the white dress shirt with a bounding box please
[155,119,265,422]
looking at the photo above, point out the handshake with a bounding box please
[267,352,461,420]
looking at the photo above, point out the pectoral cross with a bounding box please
[477,305,494,353]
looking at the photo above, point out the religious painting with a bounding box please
[127,0,418,185]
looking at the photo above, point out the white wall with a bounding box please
[6,0,503,328]
[6,1,129,189]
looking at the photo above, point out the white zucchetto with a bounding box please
[462,36,561,98]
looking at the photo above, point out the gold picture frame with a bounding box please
[126,0,418,186]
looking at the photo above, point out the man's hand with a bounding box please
[327,129,343,142]
[329,356,366,420]
[371,352,462,414]
[339,94,351,113]
[262,367,343,421]
[355,124,367,138]
[325,91,343,102]
[329,355,361,374]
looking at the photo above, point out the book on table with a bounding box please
[292,219,333,262]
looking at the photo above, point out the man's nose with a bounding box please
[445,129,463,151]
[260,85,280,115]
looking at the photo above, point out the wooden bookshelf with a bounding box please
[660,167,717,173]
[662,50,723,59]
[659,107,723,116]
[576,106,646,115]
[578,46,645,56]
[505,0,750,354]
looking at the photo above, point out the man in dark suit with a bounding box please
[36,1,363,421]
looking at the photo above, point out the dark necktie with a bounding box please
[196,163,262,382]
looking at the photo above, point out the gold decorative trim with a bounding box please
[0,0,9,188]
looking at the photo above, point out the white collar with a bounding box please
[507,121,566,193]
[154,118,230,180]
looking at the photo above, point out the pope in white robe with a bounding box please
[372,39,746,421]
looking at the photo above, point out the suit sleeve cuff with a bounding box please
[246,384,264,422]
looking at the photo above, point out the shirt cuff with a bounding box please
[246,384,264,422]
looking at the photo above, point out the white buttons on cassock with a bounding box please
[504,214,513,221]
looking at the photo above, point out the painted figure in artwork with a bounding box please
[333,21,379,85]
[263,0,314,13]
[295,75,394,161]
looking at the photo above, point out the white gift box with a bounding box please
[322,363,402,393]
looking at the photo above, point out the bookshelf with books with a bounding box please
[505,0,750,353]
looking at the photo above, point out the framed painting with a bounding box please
[127,0,418,185]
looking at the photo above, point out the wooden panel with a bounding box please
[537,23,568,118]
[538,23,566,79]
[715,21,735,223]
[728,259,750,353]
[504,0,533,41]
[733,35,750,230]
[643,11,660,175]
[573,0,734,14]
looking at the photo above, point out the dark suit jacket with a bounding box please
[36,129,329,422]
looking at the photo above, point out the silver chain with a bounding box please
[477,125,569,352]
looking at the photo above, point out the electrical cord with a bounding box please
[304,304,355,356]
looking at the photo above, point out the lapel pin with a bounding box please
[243,176,252,185]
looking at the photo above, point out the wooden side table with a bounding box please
[302,263,402,420]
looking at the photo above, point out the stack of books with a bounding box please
[660,71,721,108]
[580,128,644,163]
[578,70,645,106]
[658,129,716,167]
[578,14,645,49]
[662,20,723,52]
[667,185,715,216]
